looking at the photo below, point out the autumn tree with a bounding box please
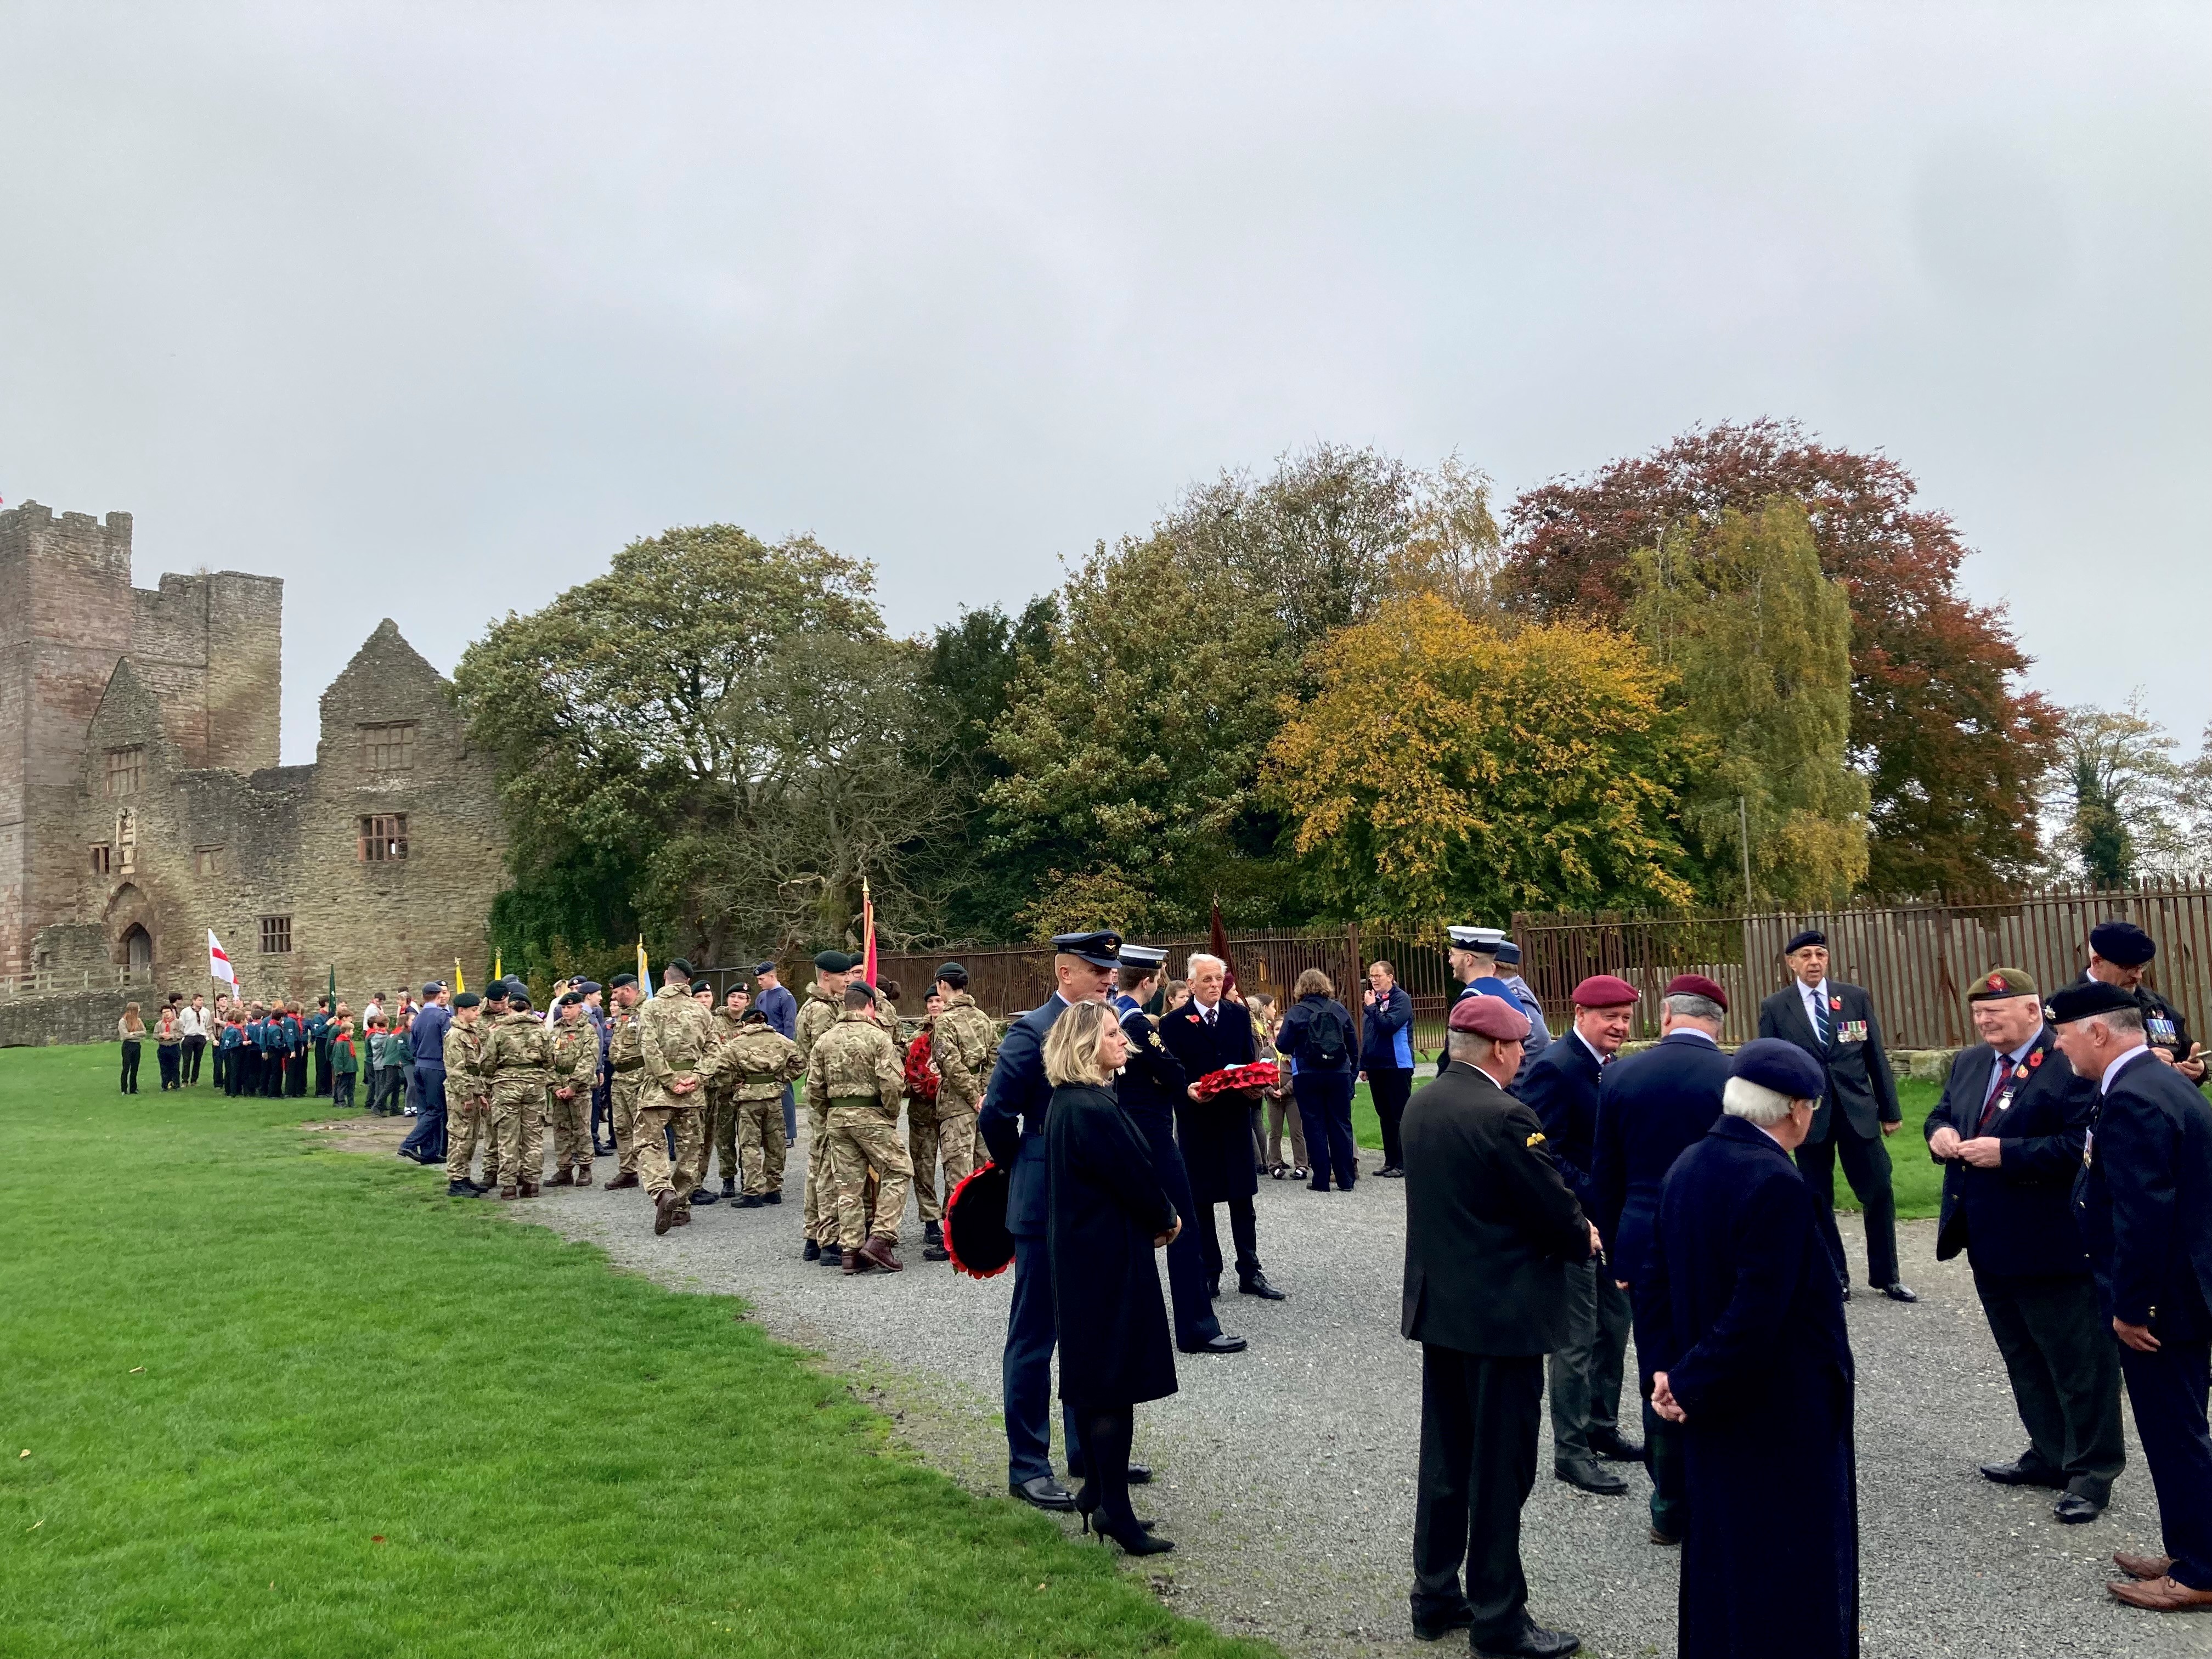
[1505,419,2057,894]
[1263,595,1695,923]
[1628,501,1869,906]
[2040,696,2187,884]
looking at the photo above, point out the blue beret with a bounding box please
[1732,1037,1827,1101]
[2090,921,2155,968]
[754,961,777,975]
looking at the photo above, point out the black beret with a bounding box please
[1785,930,1827,956]
[484,981,511,1000]
[2090,921,2156,968]
[608,973,637,990]
[936,961,967,980]
[754,961,777,975]
[847,980,878,1003]
[2047,980,2140,1024]
[814,949,854,973]
[1732,1037,1827,1101]
[666,957,695,978]
[508,993,532,1011]
[453,992,481,1008]
[739,1007,769,1024]
[558,991,583,1006]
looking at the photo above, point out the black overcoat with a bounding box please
[1158,996,1261,1204]
[1922,1026,2095,1277]
[1757,980,1900,1143]
[1647,1116,1858,1659]
[2074,1047,2212,1335]
[1045,1080,1180,1408]
[1518,1031,1604,1214]
[1590,1032,1733,1294]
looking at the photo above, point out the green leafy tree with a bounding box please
[2041,695,2187,883]
[1627,501,1869,906]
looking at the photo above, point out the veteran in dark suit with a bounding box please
[1403,994,1593,1659]
[1647,1039,1858,1659]
[1158,953,1284,1301]
[1114,946,1246,1357]
[2055,980,2212,1613]
[978,929,1124,1510]
[1590,973,1734,1546]
[1757,929,1914,1302]
[1518,973,1641,1496]
[1925,967,2121,1523]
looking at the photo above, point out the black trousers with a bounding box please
[120,1041,141,1093]
[182,1034,205,1083]
[1369,1066,1413,1167]
[1197,1193,1261,1282]
[156,1045,180,1088]
[1974,1267,2124,1500]
[1796,1120,1900,1288]
[1549,1257,1632,1464]
[285,1051,307,1097]
[1413,1345,1544,1645]
[2119,1336,2212,1589]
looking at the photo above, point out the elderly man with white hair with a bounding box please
[1644,1037,1858,1659]
[1159,952,1283,1301]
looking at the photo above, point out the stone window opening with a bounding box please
[260,915,292,954]
[195,847,221,877]
[90,844,112,876]
[105,746,143,795]
[358,814,408,862]
[362,723,416,772]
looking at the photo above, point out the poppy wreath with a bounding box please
[1191,1060,1280,1101]
[943,1160,1014,1279]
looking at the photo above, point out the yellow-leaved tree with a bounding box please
[1264,595,1698,923]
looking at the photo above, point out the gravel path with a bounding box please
[487,1121,2209,1659]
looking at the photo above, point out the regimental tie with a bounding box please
[1813,990,1833,1048]
[1979,1055,2027,1133]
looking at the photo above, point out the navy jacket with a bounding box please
[757,983,798,1042]
[1158,996,1261,1205]
[1922,1026,2094,1277]
[1359,984,1414,1070]
[411,1002,453,1071]
[1758,979,1900,1143]
[2075,1047,2212,1336]
[979,994,1072,1239]
[1278,993,1356,1078]
[1590,1031,1733,1293]
[1112,995,1188,1134]
[1517,1030,1605,1215]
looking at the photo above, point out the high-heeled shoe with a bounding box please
[1091,1511,1173,1555]
[1076,1489,1156,1535]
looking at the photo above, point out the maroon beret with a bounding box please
[1663,973,1729,1012]
[1448,993,1532,1041]
[1571,974,1638,1009]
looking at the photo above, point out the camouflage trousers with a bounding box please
[701,1088,740,1186]
[907,1105,978,1224]
[826,1098,911,1249]
[803,1099,834,1243]
[610,1073,642,1175]
[635,1103,704,1205]
[549,1085,592,1172]
[490,1080,548,1187]
[445,1094,493,1186]
[736,1097,787,1197]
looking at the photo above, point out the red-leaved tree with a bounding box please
[1504,420,2056,895]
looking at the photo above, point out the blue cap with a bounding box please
[754,961,777,975]
[1731,1037,1827,1101]
[1494,941,1521,966]
[1052,930,1124,968]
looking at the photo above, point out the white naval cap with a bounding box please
[1447,926,1506,951]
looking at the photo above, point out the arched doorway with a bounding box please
[122,924,152,981]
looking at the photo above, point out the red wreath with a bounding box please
[1191,1061,1280,1100]
[943,1160,1015,1279]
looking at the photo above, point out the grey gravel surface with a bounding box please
[498,1125,2211,1658]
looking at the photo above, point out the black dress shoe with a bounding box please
[1205,1275,1220,1299]
[1473,1618,1581,1658]
[1238,1272,1286,1301]
[1010,1475,1076,1511]
[1181,1334,1249,1355]
[1588,1429,1645,1462]
[1378,1164,1405,1178]
[1881,1282,1918,1303]
[1411,1609,1472,1642]
[2054,1492,2104,1525]
[1839,1283,1852,1302]
[1979,1456,2066,1488]
[1554,1457,1628,1496]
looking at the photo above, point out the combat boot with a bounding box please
[518,1181,541,1198]
[763,1190,782,1205]
[803,1238,821,1261]
[721,1176,737,1199]
[922,1221,949,1261]
[653,1190,679,1234]
[445,1180,483,1199]
[672,1207,691,1227]
[859,1234,904,1272]
[574,1164,593,1186]
[820,1243,843,1268]
[603,1170,639,1190]
[499,1186,520,1200]
[733,1193,764,1209]
[689,1186,718,1206]
[546,1167,574,1187]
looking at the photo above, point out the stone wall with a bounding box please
[0,985,129,1047]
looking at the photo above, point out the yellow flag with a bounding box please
[494,952,502,983]
[637,937,651,995]
[453,958,465,995]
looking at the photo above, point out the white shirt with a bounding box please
[2101,1043,2153,1094]
[1670,1028,1719,1046]
[1799,978,1831,1032]
[1574,1029,1609,1068]
[177,1005,207,1039]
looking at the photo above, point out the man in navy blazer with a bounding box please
[1158,954,1283,1300]
[1518,974,1641,1496]
[1589,973,1733,1546]
[1757,929,1912,1301]
[2057,980,2212,1613]
[978,929,1124,1510]
[1925,966,2120,1523]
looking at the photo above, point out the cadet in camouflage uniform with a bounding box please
[794,950,855,1262]
[702,987,752,1200]
[637,957,724,1235]
[484,985,554,1199]
[718,1007,804,1205]
[805,981,912,1274]
[601,975,645,1188]
[467,983,514,1187]
[546,992,600,1187]
[441,992,492,1197]
[920,961,998,1260]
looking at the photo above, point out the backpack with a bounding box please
[1304,1005,1349,1070]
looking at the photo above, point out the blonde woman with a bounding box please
[117,1002,146,1093]
[1042,998,1179,1557]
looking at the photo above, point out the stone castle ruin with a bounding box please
[0,501,507,1040]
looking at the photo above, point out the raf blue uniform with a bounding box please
[1114,990,1237,1355]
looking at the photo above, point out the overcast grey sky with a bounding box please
[3,4,2206,763]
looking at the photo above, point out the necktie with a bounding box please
[1978,1054,2013,1132]
[1204,1007,1216,1028]
[1812,989,1832,1047]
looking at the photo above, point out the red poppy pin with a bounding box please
[1830,996,1843,1012]
[2029,1049,2043,1069]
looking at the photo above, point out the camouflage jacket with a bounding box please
[794,983,842,1067]
[606,1003,643,1076]
[638,983,719,1112]
[706,1006,751,1096]
[718,1024,804,1102]
[550,1018,600,1095]
[482,1009,552,1085]
[805,1008,903,1113]
[443,1018,490,1101]
[931,992,997,1114]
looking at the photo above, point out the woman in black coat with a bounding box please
[1043,999,1180,1556]
[1277,969,1360,1192]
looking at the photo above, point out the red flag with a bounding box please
[1210,898,1239,1001]
[862,877,878,988]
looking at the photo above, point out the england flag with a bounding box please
[207,929,236,988]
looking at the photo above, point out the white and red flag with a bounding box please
[207,929,235,987]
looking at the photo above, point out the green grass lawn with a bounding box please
[1349,1071,1945,1221]
[0,1045,1271,1659]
